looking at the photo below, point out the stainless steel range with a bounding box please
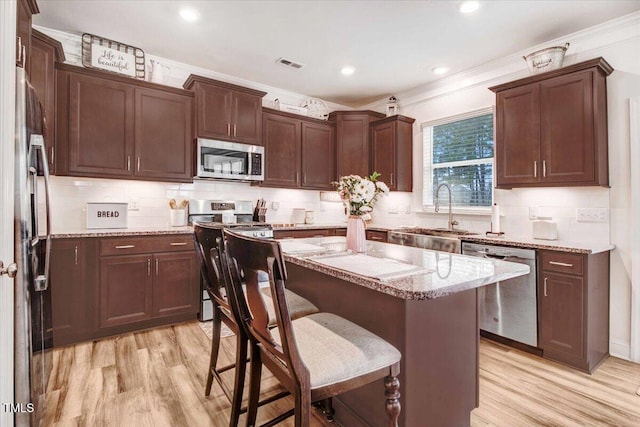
[189,199,273,320]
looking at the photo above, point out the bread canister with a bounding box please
[532,218,558,240]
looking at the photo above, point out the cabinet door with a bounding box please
[99,254,152,328]
[371,121,397,190]
[66,72,135,177]
[50,239,88,346]
[195,84,232,140]
[541,70,595,184]
[301,122,335,189]
[152,252,200,318]
[135,88,193,182]
[495,84,541,187]
[336,113,372,177]
[30,36,56,173]
[16,0,31,72]
[262,112,301,187]
[231,91,263,145]
[539,272,584,360]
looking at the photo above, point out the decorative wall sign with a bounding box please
[82,33,145,79]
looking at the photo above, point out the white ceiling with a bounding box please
[34,0,640,107]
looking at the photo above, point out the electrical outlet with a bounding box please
[271,201,279,210]
[129,200,139,211]
[388,205,398,214]
[576,208,609,222]
[529,206,538,220]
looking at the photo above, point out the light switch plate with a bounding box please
[576,208,609,222]
[529,206,538,220]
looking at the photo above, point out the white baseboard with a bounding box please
[609,339,631,360]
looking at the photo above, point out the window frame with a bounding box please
[421,106,495,214]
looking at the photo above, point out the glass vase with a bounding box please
[346,215,367,253]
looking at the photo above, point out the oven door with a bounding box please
[196,139,264,181]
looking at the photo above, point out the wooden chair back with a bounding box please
[193,223,233,314]
[222,229,310,389]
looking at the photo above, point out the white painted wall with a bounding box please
[0,1,16,425]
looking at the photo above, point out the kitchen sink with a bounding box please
[387,228,479,253]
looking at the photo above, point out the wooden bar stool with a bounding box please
[222,229,402,427]
[193,224,318,427]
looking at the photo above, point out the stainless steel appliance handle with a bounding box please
[549,261,573,267]
[29,136,52,291]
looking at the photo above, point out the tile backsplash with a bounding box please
[49,176,610,245]
[48,176,347,232]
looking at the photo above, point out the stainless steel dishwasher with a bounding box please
[462,242,537,347]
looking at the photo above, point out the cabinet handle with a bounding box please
[543,160,547,177]
[137,157,140,172]
[227,123,231,136]
[170,242,187,246]
[549,261,573,267]
[533,161,537,178]
[115,245,135,249]
[155,258,159,275]
[74,246,78,265]
[296,172,300,183]
[233,124,237,137]
[16,36,22,64]
[127,156,131,171]
[390,173,394,186]
[302,172,306,184]
[147,259,151,276]
[50,147,55,167]
[544,277,548,297]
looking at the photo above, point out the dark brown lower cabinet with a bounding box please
[99,254,153,328]
[153,252,200,317]
[50,238,90,347]
[365,230,388,242]
[50,234,199,347]
[538,250,610,373]
[273,228,340,239]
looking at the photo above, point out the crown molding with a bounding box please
[359,11,640,111]
[33,25,352,112]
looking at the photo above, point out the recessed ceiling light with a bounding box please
[432,66,449,75]
[459,1,480,14]
[179,8,200,22]
[341,66,356,76]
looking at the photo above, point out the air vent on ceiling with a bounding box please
[276,57,305,69]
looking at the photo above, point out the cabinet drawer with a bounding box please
[100,234,194,256]
[366,230,388,242]
[540,251,584,275]
[273,229,334,239]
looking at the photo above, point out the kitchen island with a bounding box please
[279,236,529,427]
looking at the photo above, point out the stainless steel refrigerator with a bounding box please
[14,64,52,426]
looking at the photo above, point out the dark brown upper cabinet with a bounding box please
[30,29,65,174]
[328,110,385,178]
[490,58,613,189]
[16,0,39,73]
[370,115,415,191]
[55,64,194,182]
[261,108,336,190]
[183,75,266,145]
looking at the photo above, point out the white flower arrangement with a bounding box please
[333,172,389,217]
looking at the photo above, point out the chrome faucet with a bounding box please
[434,183,459,230]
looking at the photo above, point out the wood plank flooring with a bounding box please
[40,321,640,426]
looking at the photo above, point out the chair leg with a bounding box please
[229,335,248,427]
[246,344,262,427]
[294,389,311,427]
[384,375,401,427]
[206,308,223,396]
[322,398,335,423]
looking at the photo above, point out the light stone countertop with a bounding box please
[459,234,614,254]
[50,226,193,238]
[280,236,530,301]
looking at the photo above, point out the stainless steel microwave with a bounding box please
[195,138,264,181]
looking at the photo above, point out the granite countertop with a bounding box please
[50,226,193,238]
[460,234,614,254]
[280,236,530,301]
[271,223,347,230]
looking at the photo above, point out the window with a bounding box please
[422,108,494,210]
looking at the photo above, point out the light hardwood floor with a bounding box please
[40,321,640,426]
